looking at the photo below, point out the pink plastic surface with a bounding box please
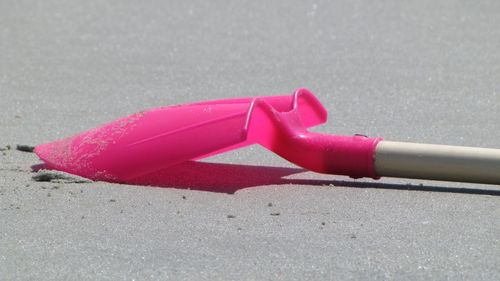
[35,88,382,182]
[245,91,382,179]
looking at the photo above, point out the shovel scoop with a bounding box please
[35,88,350,182]
[36,88,500,185]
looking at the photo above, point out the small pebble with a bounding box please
[16,144,35,153]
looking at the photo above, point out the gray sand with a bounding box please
[1,0,499,280]
[32,170,93,184]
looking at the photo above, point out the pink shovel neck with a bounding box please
[244,89,383,179]
[271,132,383,179]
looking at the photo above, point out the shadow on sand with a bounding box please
[32,161,500,195]
[123,161,500,195]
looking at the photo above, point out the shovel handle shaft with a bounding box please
[374,141,500,184]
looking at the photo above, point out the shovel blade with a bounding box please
[35,88,327,182]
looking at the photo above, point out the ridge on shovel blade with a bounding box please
[35,88,327,182]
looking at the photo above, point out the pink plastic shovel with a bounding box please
[35,88,500,184]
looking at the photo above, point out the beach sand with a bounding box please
[1,1,499,280]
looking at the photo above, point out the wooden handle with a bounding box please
[374,141,500,184]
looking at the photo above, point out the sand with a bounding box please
[1,0,499,280]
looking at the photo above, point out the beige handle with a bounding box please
[374,141,500,184]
